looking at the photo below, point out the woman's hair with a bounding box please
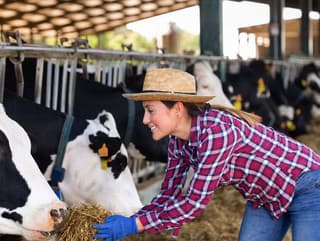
[162,101,205,116]
[162,101,261,126]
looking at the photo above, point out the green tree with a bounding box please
[86,27,156,52]
[179,30,200,55]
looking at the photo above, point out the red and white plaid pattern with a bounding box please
[136,109,320,234]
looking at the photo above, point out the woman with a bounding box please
[93,68,320,241]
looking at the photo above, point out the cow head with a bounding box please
[0,105,66,240]
[194,61,233,108]
[297,63,320,93]
[88,111,128,179]
[58,111,142,216]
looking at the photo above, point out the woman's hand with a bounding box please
[92,215,138,241]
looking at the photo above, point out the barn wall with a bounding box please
[240,19,319,58]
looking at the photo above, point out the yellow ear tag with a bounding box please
[101,159,107,170]
[234,94,242,110]
[286,120,296,131]
[98,144,109,170]
[301,79,307,87]
[257,78,266,93]
[98,143,109,157]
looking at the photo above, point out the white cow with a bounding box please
[308,73,320,119]
[194,61,234,108]
[0,105,66,241]
[46,111,143,216]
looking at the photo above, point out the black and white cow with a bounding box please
[0,103,66,240]
[5,58,168,163]
[224,60,288,131]
[285,63,320,136]
[4,91,143,216]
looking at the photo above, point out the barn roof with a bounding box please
[0,0,319,41]
[0,0,198,40]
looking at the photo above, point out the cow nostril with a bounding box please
[59,208,67,218]
[50,209,60,218]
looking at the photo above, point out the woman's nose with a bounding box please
[142,112,149,125]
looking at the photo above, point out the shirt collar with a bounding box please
[188,114,200,147]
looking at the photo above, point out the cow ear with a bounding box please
[108,137,122,155]
[88,134,99,153]
[0,130,12,162]
[111,153,127,179]
[99,114,108,123]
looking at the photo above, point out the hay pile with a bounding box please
[56,204,111,241]
[296,118,320,154]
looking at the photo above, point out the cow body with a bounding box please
[276,63,320,136]
[0,104,66,240]
[224,60,284,129]
[4,92,142,216]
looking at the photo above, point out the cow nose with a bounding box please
[50,207,67,223]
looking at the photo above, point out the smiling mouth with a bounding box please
[149,126,156,131]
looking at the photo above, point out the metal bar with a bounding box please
[101,60,107,85]
[0,57,6,103]
[60,58,69,113]
[14,63,24,97]
[118,59,126,86]
[107,62,113,87]
[113,62,118,88]
[46,59,52,108]
[0,45,226,62]
[34,57,44,104]
[52,58,61,110]
[67,58,77,115]
[1,45,319,70]
[95,60,102,82]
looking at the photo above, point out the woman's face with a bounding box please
[142,100,179,140]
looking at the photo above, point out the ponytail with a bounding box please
[210,104,262,126]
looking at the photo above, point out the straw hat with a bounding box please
[123,68,214,103]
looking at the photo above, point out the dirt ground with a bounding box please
[127,186,292,241]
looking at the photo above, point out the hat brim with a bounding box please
[122,92,214,103]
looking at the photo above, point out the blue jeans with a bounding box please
[238,169,320,241]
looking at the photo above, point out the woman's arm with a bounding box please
[135,138,190,215]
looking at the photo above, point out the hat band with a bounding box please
[142,90,196,95]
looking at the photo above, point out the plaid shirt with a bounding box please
[136,109,320,234]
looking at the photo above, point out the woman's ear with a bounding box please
[173,102,184,116]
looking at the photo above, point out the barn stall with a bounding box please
[1,39,320,241]
[1,0,320,241]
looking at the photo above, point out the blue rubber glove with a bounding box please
[92,215,138,241]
